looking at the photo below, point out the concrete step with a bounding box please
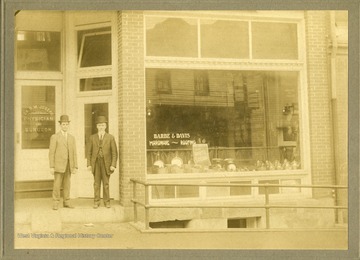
[15,198,126,232]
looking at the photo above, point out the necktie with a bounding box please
[98,134,104,158]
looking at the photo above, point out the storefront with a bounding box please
[14,10,348,226]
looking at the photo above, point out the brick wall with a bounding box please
[334,49,348,223]
[117,11,146,207]
[305,11,335,197]
[116,10,340,208]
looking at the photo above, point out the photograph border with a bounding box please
[1,0,359,259]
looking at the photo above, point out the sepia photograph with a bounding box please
[1,1,358,259]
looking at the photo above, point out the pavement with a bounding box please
[12,198,348,251]
[15,198,125,231]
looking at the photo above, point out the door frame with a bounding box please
[14,80,62,181]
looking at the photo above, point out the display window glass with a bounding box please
[16,31,61,71]
[146,68,301,175]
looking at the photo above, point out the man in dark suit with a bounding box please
[49,115,78,210]
[87,116,118,208]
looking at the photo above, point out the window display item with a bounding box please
[153,160,165,168]
[212,158,223,169]
[224,158,236,172]
[171,156,183,167]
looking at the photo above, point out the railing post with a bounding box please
[145,184,150,230]
[133,181,137,223]
[265,186,270,229]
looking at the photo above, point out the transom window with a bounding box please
[77,27,111,68]
[146,17,298,60]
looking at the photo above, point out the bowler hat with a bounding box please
[58,115,70,123]
[96,116,108,124]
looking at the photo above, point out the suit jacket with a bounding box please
[49,132,78,173]
[87,132,118,175]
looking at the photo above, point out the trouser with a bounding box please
[93,157,110,205]
[52,161,71,205]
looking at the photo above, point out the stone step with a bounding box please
[15,198,126,232]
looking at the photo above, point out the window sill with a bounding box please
[146,170,308,181]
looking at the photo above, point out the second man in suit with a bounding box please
[49,115,78,210]
[87,116,118,208]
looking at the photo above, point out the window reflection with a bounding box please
[146,69,301,174]
[78,27,111,68]
[16,31,61,71]
[80,77,112,91]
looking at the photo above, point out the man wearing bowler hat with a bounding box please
[87,116,118,208]
[49,115,78,210]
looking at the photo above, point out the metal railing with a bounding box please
[130,178,348,230]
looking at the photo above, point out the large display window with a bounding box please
[146,69,302,175]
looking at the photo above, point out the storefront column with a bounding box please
[305,11,335,197]
[117,11,146,213]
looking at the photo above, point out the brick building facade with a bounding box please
[14,10,348,228]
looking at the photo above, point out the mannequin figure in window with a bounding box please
[49,115,78,210]
[87,116,118,208]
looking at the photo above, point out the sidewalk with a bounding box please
[15,198,125,232]
[13,198,348,250]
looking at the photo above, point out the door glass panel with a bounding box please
[16,31,61,71]
[78,27,111,68]
[80,77,112,91]
[84,103,109,156]
[21,85,56,149]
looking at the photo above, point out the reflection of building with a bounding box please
[14,11,348,228]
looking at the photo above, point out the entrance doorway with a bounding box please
[72,98,119,199]
[66,12,119,200]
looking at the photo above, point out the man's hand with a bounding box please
[71,168,77,174]
[50,168,55,175]
[87,166,92,172]
[110,166,116,172]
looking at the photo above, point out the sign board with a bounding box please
[192,144,211,166]
[21,85,56,149]
[148,132,196,148]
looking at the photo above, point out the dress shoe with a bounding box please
[52,204,59,210]
[93,204,99,209]
[105,203,111,208]
[63,204,74,208]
